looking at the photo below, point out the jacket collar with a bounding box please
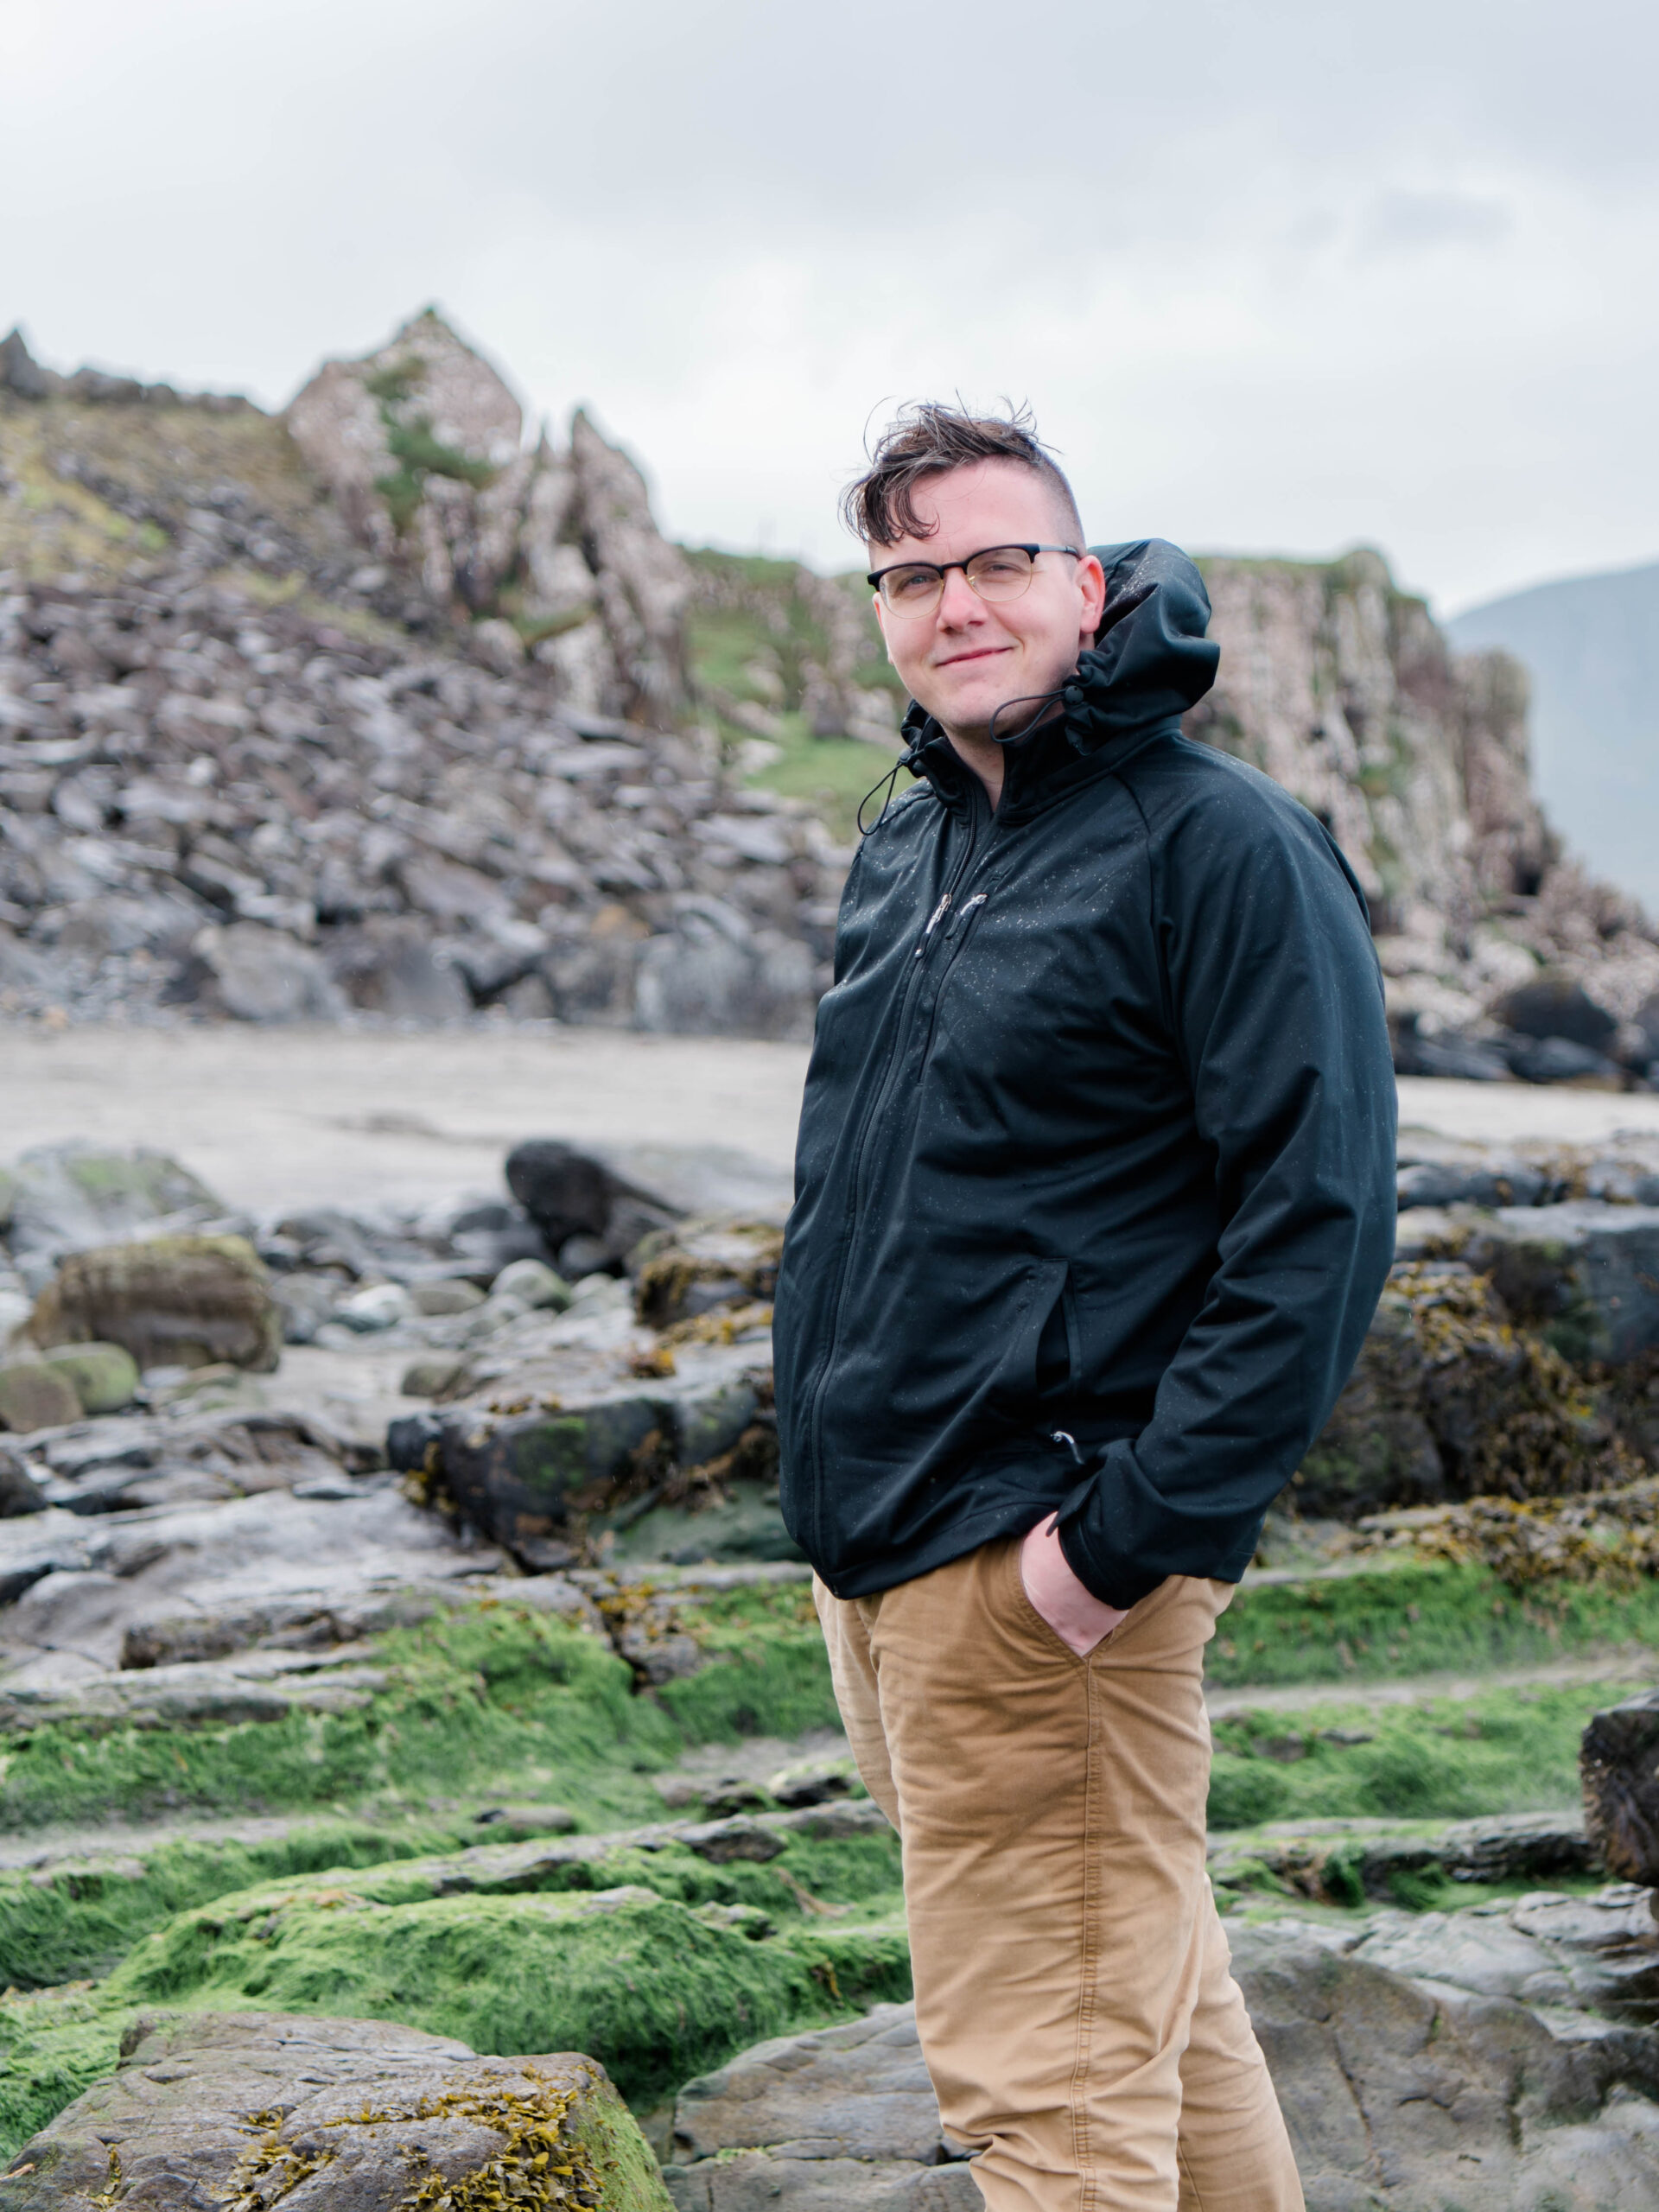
[896,538,1220,823]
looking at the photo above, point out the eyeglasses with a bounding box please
[867,542,1081,617]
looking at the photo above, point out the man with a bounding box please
[771,404,1396,2211]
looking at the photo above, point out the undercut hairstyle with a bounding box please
[842,402,1085,551]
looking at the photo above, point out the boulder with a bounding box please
[28,1236,283,1373]
[505,1140,680,1274]
[0,1442,47,1516]
[0,1362,80,1433]
[37,1342,139,1415]
[0,1143,226,1273]
[1,2011,671,2211]
[1461,1202,1659,1363]
[1293,1263,1615,1519]
[391,1370,773,1563]
[1581,1686,1659,1886]
[193,922,348,1023]
[1492,973,1620,1051]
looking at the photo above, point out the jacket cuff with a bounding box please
[1054,1472,1163,1612]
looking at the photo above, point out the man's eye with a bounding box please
[973,554,1027,580]
[888,569,937,601]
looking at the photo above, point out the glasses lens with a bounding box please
[963,547,1036,601]
[880,565,943,613]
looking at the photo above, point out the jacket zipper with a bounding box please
[804,816,984,1558]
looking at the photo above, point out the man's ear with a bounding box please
[1077,554,1107,644]
[873,593,896,667]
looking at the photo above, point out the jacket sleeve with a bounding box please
[1055,776,1398,1610]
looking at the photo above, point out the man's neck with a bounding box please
[943,726,1003,809]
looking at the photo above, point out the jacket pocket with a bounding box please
[995,1256,1071,1411]
[1033,1265,1079,1400]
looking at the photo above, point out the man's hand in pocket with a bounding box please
[1020,1516,1128,1656]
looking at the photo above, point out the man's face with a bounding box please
[870,460,1106,746]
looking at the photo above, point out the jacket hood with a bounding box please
[896,537,1218,802]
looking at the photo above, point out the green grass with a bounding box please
[682,546,908,842]
[1211,1560,1659,1688]
[740,710,912,845]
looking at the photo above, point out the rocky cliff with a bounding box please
[2,312,1653,1062]
[1191,552,1659,1081]
[0,316,847,1036]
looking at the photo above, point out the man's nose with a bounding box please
[936,568,982,626]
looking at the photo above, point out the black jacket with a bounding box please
[772,539,1397,1610]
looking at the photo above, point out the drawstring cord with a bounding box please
[856,747,919,836]
[858,683,1071,838]
[988,686,1068,748]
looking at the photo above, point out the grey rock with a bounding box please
[0,1444,46,1517]
[1,2011,667,2211]
[666,1926,1659,2212]
[1463,1202,1659,1363]
[1,1143,226,1270]
[193,922,347,1023]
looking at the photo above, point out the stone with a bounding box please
[0,1362,80,1433]
[400,1356,467,1399]
[1,2011,671,2211]
[410,1278,485,1317]
[0,1442,47,1516]
[28,1236,284,1373]
[270,1272,340,1344]
[505,1140,680,1267]
[1462,1202,1659,1363]
[36,1342,139,1415]
[1293,1262,1617,1520]
[334,1282,415,1332]
[193,922,348,1024]
[324,920,473,1022]
[1581,1686,1659,1886]
[1,1144,226,1272]
[1493,973,1621,1050]
[490,1257,572,1310]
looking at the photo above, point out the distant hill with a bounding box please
[1448,561,1659,911]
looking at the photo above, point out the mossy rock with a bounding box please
[1294,1264,1620,1518]
[36,1343,138,1416]
[2,2010,671,2209]
[101,1879,909,2110]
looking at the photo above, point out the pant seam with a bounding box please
[1070,1649,1103,2209]
[1177,2135,1207,2211]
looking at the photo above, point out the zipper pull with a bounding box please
[1051,1430,1084,1465]
[915,892,951,955]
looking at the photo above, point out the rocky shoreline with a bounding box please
[0,1119,1656,2201]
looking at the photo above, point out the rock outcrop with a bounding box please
[0,318,842,1039]
[1193,552,1659,1078]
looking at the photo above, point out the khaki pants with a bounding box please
[814,1536,1303,2212]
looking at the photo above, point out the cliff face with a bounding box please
[1189,551,1659,1070]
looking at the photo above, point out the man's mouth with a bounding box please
[933,645,1012,670]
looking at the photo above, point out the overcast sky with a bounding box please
[3,0,1655,613]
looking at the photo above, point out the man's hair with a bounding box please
[842,401,1084,550]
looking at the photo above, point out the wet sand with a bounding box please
[2,1022,1656,1218]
